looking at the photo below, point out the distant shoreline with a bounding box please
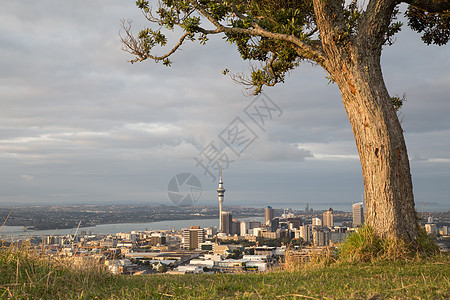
[18,215,221,231]
[0,216,266,238]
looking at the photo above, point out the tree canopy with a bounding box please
[122,0,449,94]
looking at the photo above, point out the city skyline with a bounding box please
[0,1,449,212]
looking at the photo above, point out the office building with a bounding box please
[182,226,205,250]
[267,218,279,232]
[231,219,240,236]
[287,217,302,230]
[425,223,437,235]
[249,220,262,230]
[352,202,365,227]
[221,212,232,235]
[240,221,248,236]
[300,225,311,243]
[149,233,166,246]
[312,217,322,226]
[323,207,334,228]
[265,206,274,225]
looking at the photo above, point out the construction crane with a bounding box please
[72,220,82,243]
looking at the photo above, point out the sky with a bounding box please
[0,1,449,212]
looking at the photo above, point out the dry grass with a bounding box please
[337,225,440,264]
[0,242,448,299]
[0,241,110,299]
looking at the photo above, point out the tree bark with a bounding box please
[311,0,419,244]
[330,52,418,244]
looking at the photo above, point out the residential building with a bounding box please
[312,227,331,247]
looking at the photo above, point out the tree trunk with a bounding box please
[328,49,418,244]
[311,0,418,245]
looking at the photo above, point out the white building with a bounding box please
[296,225,311,243]
[425,223,437,235]
[240,221,248,236]
[312,217,322,226]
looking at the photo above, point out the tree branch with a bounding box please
[120,20,191,63]
[358,0,400,49]
[403,0,450,13]
[189,0,326,64]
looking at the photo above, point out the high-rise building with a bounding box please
[205,227,217,238]
[249,220,262,230]
[220,212,232,235]
[443,226,448,236]
[323,207,334,228]
[298,225,311,242]
[425,223,437,235]
[305,203,309,212]
[182,226,205,250]
[265,206,274,225]
[352,202,365,227]
[149,233,166,246]
[287,217,302,230]
[313,227,331,246]
[231,219,240,236]
[217,162,226,232]
[240,221,248,236]
[270,217,280,232]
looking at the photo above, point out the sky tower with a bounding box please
[217,162,226,232]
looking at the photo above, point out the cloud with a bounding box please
[0,1,448,210]
[245,140,313,162]
[21,175,34,181]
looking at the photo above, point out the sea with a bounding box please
[0,217,264,239]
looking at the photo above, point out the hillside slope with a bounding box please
[1,249,448,299]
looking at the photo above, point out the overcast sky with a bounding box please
[0,1,449,211]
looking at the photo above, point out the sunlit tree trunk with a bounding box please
[313,0,419,244]
[331,53,418,243]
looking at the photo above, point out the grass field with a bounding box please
[1,246,449,299]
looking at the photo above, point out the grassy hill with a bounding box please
[1,246,449,299]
